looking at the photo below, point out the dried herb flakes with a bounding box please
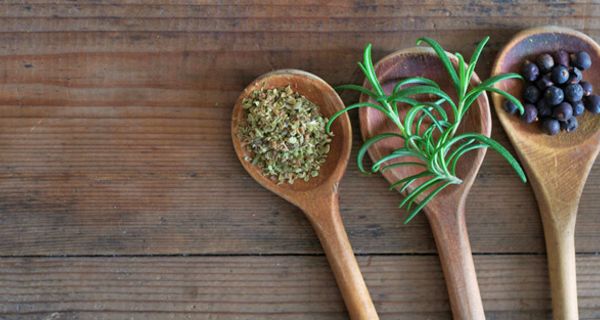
[239,86,333,184]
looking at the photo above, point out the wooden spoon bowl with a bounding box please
[492,26,600,320]
[360,47,490,319]
[232,69,352,197]
[231,69,378,320]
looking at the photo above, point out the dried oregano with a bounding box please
[239,86,333,184]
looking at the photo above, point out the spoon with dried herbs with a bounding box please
[329,38,526,319]
[232,69,378,320]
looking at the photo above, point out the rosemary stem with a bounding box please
[449,100,465,138]
[383,99,423,153]
[382,100,405,131]
[442,175,462,185]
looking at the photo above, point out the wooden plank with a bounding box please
[0,2,599,256]
[0,2,596,19]
[0,255,599,319]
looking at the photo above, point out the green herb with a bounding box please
[327,37,527,223]
[239,86,333,184]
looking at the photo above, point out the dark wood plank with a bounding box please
[0,3,598,256]
[0,255,599,319]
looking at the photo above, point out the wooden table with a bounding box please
[0,2,599,319]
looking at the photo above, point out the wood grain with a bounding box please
[0,1,598,256]
[231,70,377,319]
[0,1,599,318]
[1,255,600,320]
[360,47,492,319]
[492,26,600,320]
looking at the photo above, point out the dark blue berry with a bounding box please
[568,67,582,84]
[572,100,585,117]
[503,100,518,114]
[537,53,555,73]
[544,86,564,106]
[580,81,593,96]
[564,83,584,103]
[542,118,560,135]
[523,85,540,103]
[572,51,592,70]
[560,117,578,132]
[554,49,570,67]
[536,99,553,118]
[521,60,540,82]
[553,102,573,121]
[551,65,570,85]
[535,74,554,90]
[521,103,538,123]
[585,95,600,114]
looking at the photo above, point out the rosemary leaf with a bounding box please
[328,36,527,222]
[393,77,440,94]
[335,84,378,99]
[404,181,454,224]
[357,133,405,174]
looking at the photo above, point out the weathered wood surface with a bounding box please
[0,1,599,318]
[1,255,600,320]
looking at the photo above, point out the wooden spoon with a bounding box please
[231,69,379,320]
[359,47,491,319]
[492,26,600,320]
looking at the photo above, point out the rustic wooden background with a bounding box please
[0,1,599,319]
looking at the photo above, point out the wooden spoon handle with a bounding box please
[529,168,583,320]
[304,194,379,320]
[426,207,485,320]
[542,217,578,320]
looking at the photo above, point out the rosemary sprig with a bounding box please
[327,37,527,224]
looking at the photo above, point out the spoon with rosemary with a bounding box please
[329,38,526,319]
[232,69,378,320]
